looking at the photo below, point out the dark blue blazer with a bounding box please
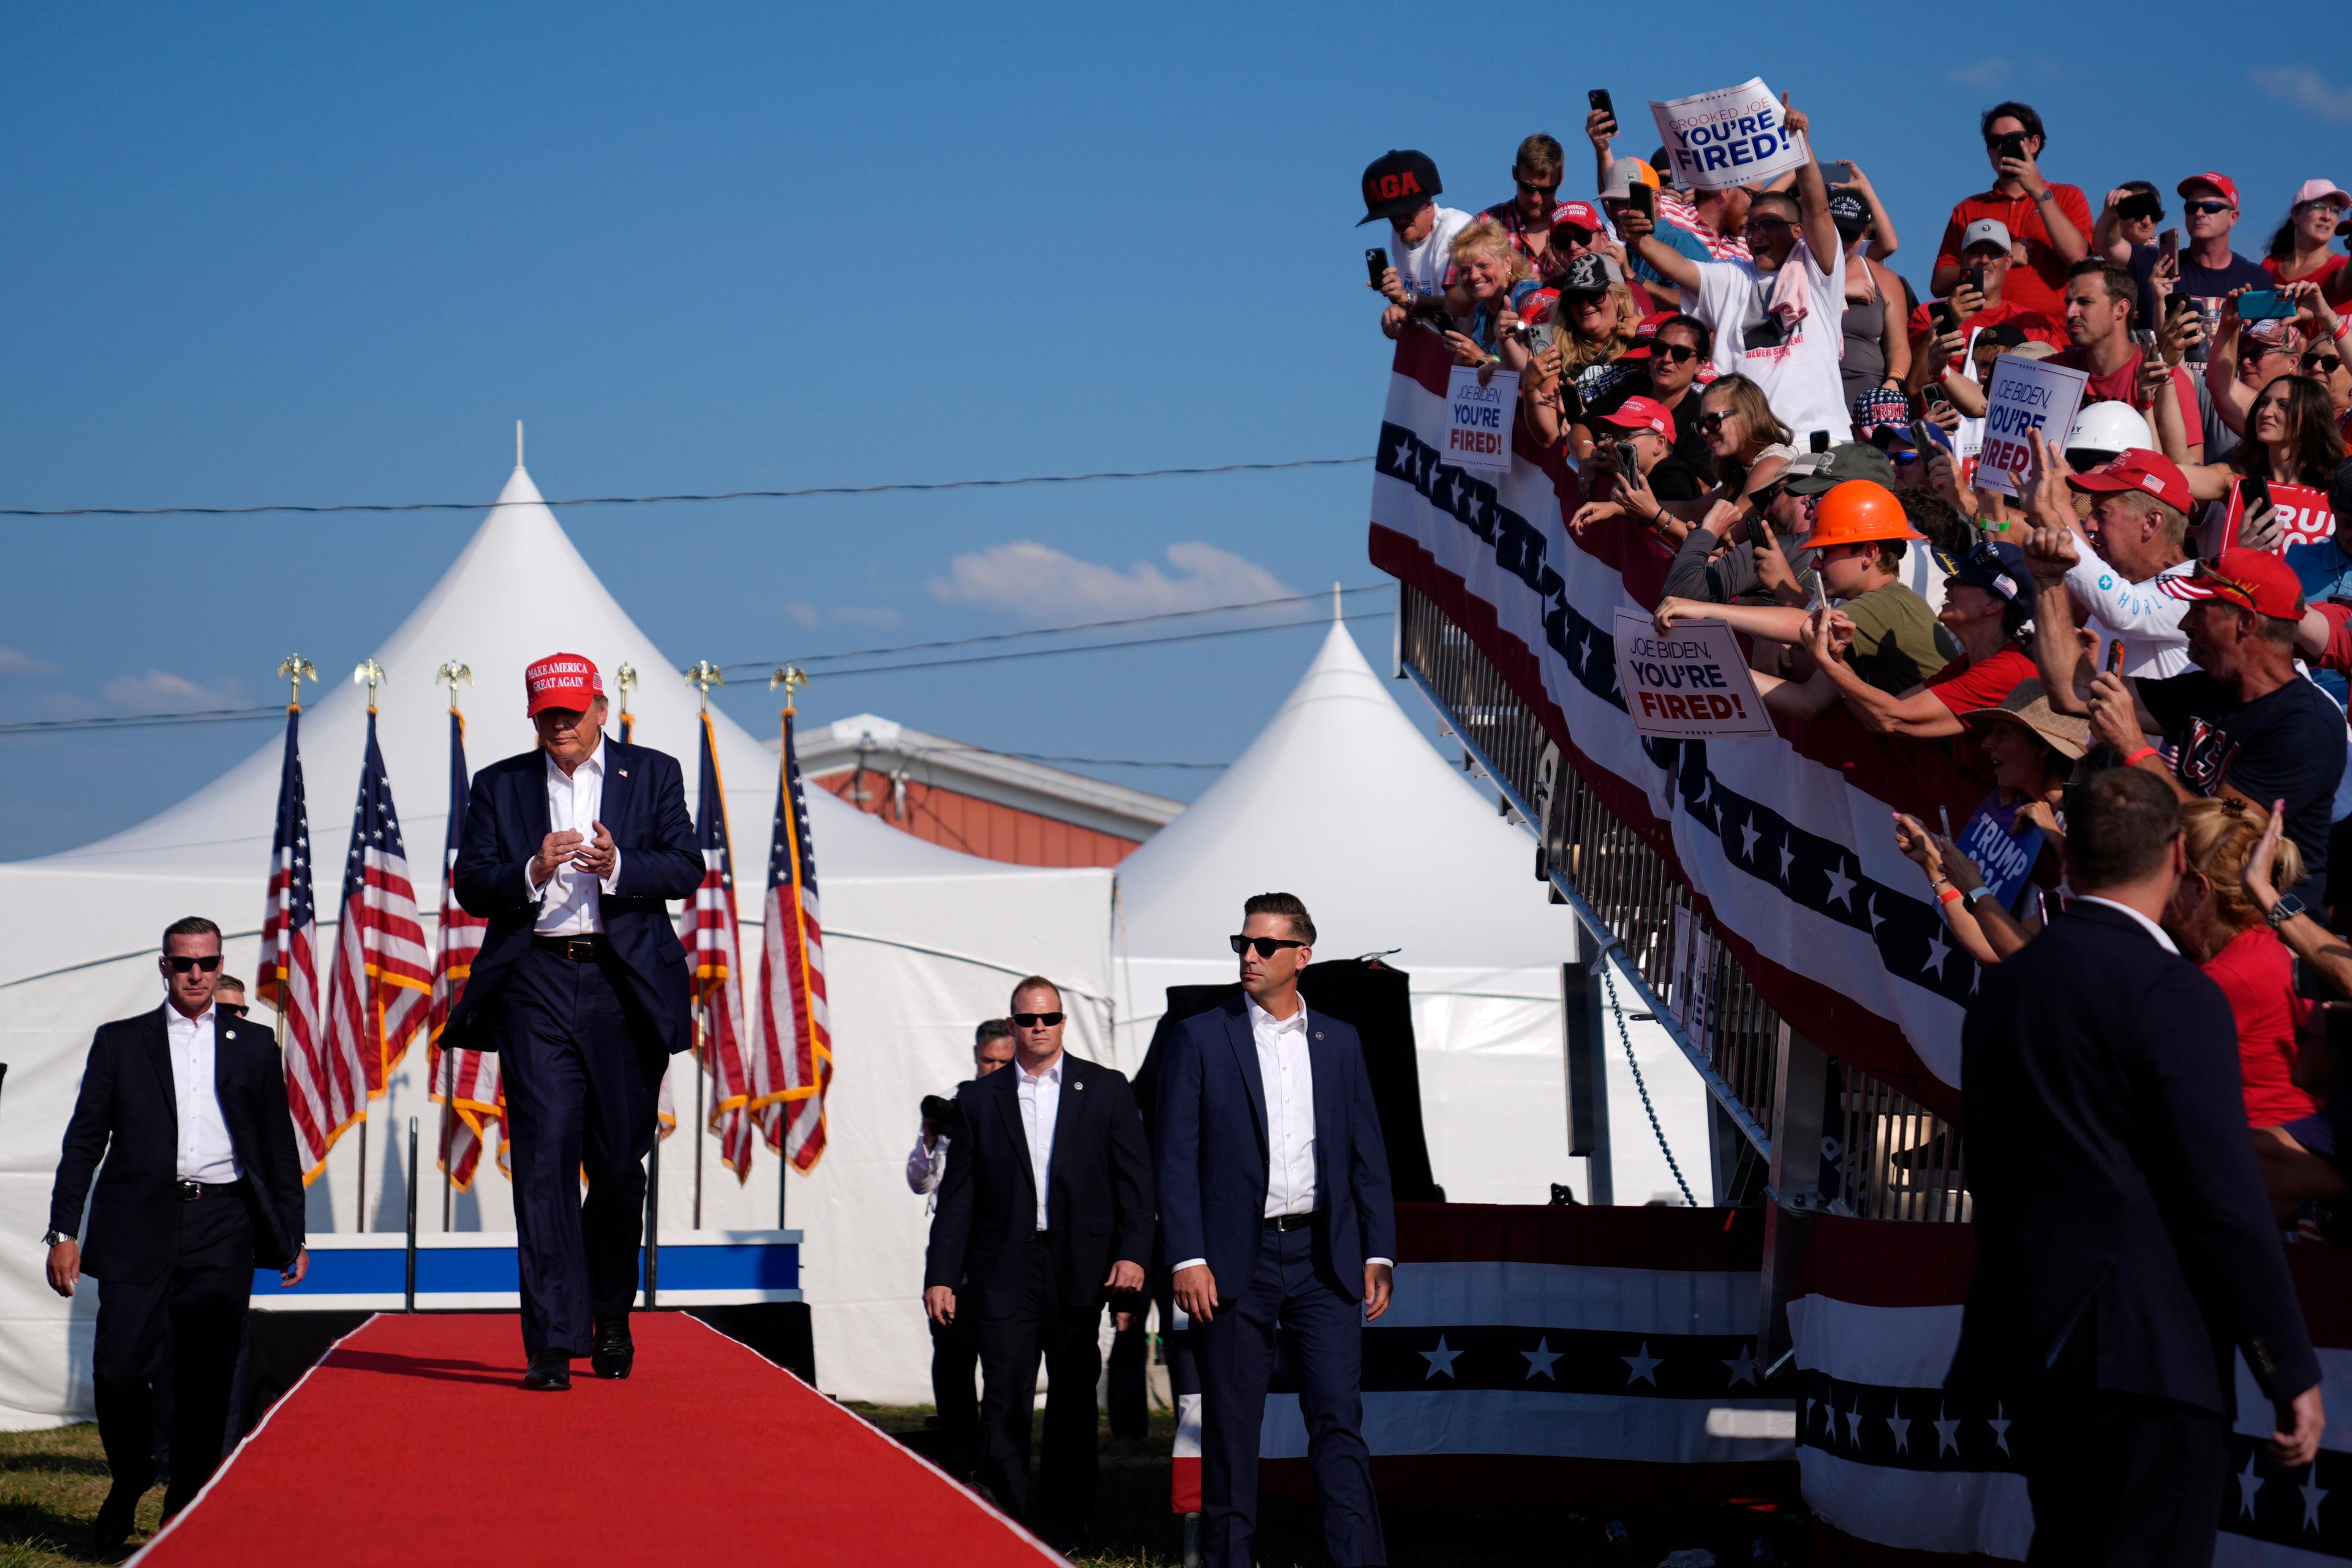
[50,1005,306,1283]
[922,1053,1154,1319]
[1948,900,2319,1417]
[443,737,703,1055]
[1155,995,1396,1303]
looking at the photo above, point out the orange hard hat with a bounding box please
[1803,480,1924,550]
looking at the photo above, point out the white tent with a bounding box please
[0,465,1114,1421]
[1110,613,1711,1210]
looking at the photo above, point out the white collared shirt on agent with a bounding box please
[1250,994,1317,1219]
[527,740,623,935]
[1015,1055,1063,1231]
[165,1005,242,1185]
[2075,895,2180,956]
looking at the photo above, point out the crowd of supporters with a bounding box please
[1359,96,2352,1237]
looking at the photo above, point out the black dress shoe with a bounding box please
[91,1473,149,1553]
[521,1352,571,1391]
[591,1313,635,1380]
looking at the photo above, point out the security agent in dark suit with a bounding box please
[924,977,1152,1536]
[45,917,307,1551]
[1157,893,1396,1568]
[1950,767,2325,1566]
[443,652,702,1390]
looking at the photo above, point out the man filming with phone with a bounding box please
[1906,219,2065,400]
[1932,101,2090,320]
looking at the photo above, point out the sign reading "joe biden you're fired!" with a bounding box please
[1444,366,1518,479]
[1611,609,1776,740]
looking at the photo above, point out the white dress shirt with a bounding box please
[2075,896,2180,955]
[906,1120,949,1208]
[165,1005,242,1185]
[1015,1055,1063,1231]
[1172,996,1391,1275]
[527,741,622,935]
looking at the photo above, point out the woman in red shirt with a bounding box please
[2260,180,2352,306]
[2165,797,2317,1128]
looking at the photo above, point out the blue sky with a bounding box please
[4,3,2347,858]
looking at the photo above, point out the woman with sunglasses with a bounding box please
[1567,372,1793,551]
[2261,181,2352,304]
[1521,253,1646,463]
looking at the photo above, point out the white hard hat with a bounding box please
[2064,399,2152,461]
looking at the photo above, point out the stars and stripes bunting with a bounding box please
[259,703,326,1169]
[679,712,758,1179]
[427,707,502,1189]
[751,705,832,1172]
[301,707,431,1179]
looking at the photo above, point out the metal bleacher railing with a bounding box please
[1393,582,1967,1223]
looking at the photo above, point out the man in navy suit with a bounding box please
[1156,892,1396,1568]
[46,916,307,1550]
[924,978,1153,1538]
[1951,767,2324,1565]
[444,653,701,1389]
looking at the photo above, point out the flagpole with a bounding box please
[435,660,472,1234]
[270,657,316,1063]
[770,665,810,1231]
[686,661,723,1229]
[352,660,388,1232]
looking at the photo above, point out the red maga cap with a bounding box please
[1553,199,1604,235]
[524,653,604,716]
[1597,396,1676,443]
[2159,548,2304,620]
[2176,171,2240,210]
[2066,448,2193,514]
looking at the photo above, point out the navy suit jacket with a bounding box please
[1948,900,2319,1416]
[443,736,703,1055]
[1155,995,1396,1303]
[49,1005,306,1283]
[923,1053,1154,1319]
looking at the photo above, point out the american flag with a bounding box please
[301,708,432,1178]
[751,706,832,1172]
[679,712,757,1179]
[427,707,502,1190]
[259,704,325,1159]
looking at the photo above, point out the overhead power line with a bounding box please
[0,706,283,736]
[792,608,1392,680]
[1,456,1374,519]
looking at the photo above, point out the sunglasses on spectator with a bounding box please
[2182,200,2232,216]
[1517,178,1561,197]
[1696,411,1733,434]
[1229,935,1308,959]
[165,954,224,974]
[2303,352,2344,374]
[1743,216,1790,236]
[1650,342,1700,363]
[1747,479,1787,508]
[1010,1011,1065,1028]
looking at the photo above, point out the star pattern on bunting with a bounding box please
[2302,1469,2329,1532]
[1933,1404,1961,1457]
[1621,1343,1661,1385]
[1419,1335,1461,1381]
[1885,1401,1912,1454]
[1722,1345,1758,1387]
[1520,1339,1561,1381]
[2239,1450,2266,1518]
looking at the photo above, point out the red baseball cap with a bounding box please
[1553,200,1604,236]
[2177,172,2239,210]
[524,652,605,716]
[1598,396,1676,443]
[2066,448,2193,514]
[2158,547,2305,619]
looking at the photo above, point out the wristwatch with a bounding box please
[2267,894,2307,932]
[40,1230,69,1248]
[1964,885,2001,911]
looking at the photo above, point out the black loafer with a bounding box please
[591,1313,635,1380]
[91,1472,149,1552]
[521,1352,571,1391]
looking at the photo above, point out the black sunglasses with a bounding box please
[2182,200,2232,216]
[1229,935,1308,959]
[2302,352,2343,374]
[1650,342,1700,363]
[1747,478,1787,509]
[1010,1011,1065,1028]
[1697,410,1731,434]
[165,954,223,974]
[1516,178,1561,197]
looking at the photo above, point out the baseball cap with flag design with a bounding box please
[524,653,605,716]
[2158,548,2305,619]
[2065,449,2193,514]
[1598,396,1676,443]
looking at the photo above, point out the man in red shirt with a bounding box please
[1933,101,2092,320]
[2050,260,2203,464]
[1907,218,2067,391]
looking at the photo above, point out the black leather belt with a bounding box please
[176,1179,244,1203]
[532,935,609,961]
[1264,1211,1316,1233]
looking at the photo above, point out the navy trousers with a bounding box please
[93,1185,254,1517]
[1195,1224,1385,1568]
[973,1234,1104,1529]
[496,946,667,1359]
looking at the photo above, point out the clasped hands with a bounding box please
[532,822,617,886]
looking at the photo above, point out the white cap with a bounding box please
[1961,217,2013,255]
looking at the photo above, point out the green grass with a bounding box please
[0,1425,157,1565]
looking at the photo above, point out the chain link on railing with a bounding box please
[1395,583,1967,1221]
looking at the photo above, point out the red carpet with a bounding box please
[130,1313,1063,1567]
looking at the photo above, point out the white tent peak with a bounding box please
[1113,616,1574,974]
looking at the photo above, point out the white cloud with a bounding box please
[103,670,245,712]
[831,605,902,627]
[784,598,824,628]
[928,541,1291,624]
[0,645,57,676]
[1947,56,2011,90]
[2252,68,2352,123]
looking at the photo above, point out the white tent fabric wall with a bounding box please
[1109,617,1713,1209]
[0,466,1115,1423]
